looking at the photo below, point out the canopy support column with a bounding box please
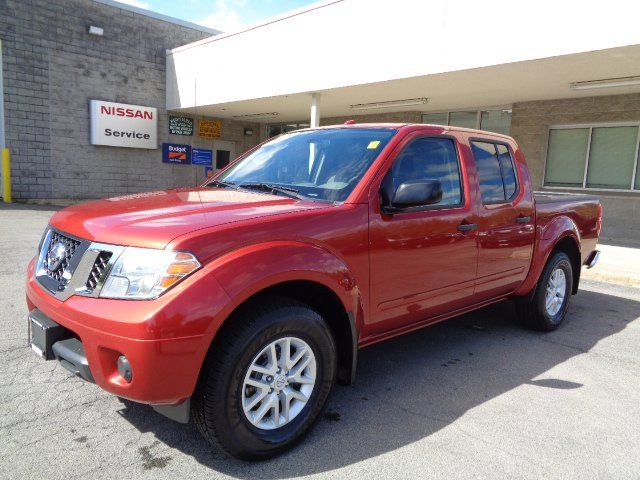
[310,93,321,128]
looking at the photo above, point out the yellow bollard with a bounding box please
[2,148,11,203]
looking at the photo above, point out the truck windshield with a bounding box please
[212,128,397,202]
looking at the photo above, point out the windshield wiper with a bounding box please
[208,180,239,189]
[237,182,302,200]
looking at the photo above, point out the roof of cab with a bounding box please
[298,122,515,140]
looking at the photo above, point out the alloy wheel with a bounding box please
[241,337,316,430]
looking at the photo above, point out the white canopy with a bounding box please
[166,0,640,122]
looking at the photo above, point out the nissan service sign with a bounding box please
[90,100,157,149]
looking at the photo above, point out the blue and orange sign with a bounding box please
[162,143,191,164]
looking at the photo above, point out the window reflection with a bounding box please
[391,137,461,206]
[472,141,505,203]
[496,144,516,198]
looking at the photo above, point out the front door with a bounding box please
[369,134,479,335]
[469,140,535,299]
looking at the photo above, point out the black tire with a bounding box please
[192,295,336,460]
[516,251,573,332]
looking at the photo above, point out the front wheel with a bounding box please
[516,251,573,331]
[192,296,336,460]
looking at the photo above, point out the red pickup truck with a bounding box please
[26,124,601,459]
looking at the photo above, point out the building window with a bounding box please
[450,111,477,129]
[421,109,511,135]
[420,112,448,126]
[480,110,512,136]
[266,122,310,138]
[544,124,640,191]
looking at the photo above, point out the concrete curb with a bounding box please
[581,244,640,288]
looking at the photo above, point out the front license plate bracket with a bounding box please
[28,310,71,360]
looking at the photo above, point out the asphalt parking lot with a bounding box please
[1,203,640,479]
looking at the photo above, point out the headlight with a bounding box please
[100,247,201,300]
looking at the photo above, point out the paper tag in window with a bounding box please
[367,141,381,149]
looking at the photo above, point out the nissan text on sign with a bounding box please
[90,100,158,149]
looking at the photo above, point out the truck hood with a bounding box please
[49,188,327,249]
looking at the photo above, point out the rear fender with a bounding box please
[515,215,581,297]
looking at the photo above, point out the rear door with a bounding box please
[469,139,535,299]
[368,133,479,335]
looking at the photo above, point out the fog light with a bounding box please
[117,355,133,382]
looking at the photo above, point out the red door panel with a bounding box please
[368,133,479,335]
[369,208,477,333]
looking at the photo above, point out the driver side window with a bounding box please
[388,137,462,206]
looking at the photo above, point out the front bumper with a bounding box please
[25,258,228,408]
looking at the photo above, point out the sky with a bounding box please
[116,0,320,32]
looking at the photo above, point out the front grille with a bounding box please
[85,251,113,290]
[36,228,124,300]
[44,232,81,287]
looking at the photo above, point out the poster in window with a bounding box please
[169,116,194,136]
[199,119,222,138]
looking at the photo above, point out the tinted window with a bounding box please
[587,126,638,189]
[390,137,462,206]
[496,144,517,198]
[544,126,640,190]
[216,150,231,169]
[472,142,505,203]
[471,141,518,204]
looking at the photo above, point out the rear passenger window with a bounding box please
[497,144,517,199]
[391,137,462,206]
[471,141,518,204]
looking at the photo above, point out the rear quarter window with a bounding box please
[497,144,517,199]
[471,141,518,204]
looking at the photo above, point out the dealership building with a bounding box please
[2,0,640,245]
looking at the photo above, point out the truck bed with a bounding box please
[534,191,601,261]
[534,192,600,205]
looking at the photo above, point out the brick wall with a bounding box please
[1,0,261,200]
[511,93,640,246]
[511,93,640,189]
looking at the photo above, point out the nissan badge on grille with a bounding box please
[47,242,67,272]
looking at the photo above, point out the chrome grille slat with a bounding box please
[86,252,113,290]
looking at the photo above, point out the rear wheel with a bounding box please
[192,296,336,460]
[516,251,573,331]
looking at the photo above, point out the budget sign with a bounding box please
[162,143,191,165]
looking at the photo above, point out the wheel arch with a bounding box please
[199,241,363,387]
[206,279,359,386]
[550,235,581,294]
[515,215,582,297]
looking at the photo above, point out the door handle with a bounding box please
[516,215,532,224]
[457,223,478,232]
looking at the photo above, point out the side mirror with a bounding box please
[381,179,443,213]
